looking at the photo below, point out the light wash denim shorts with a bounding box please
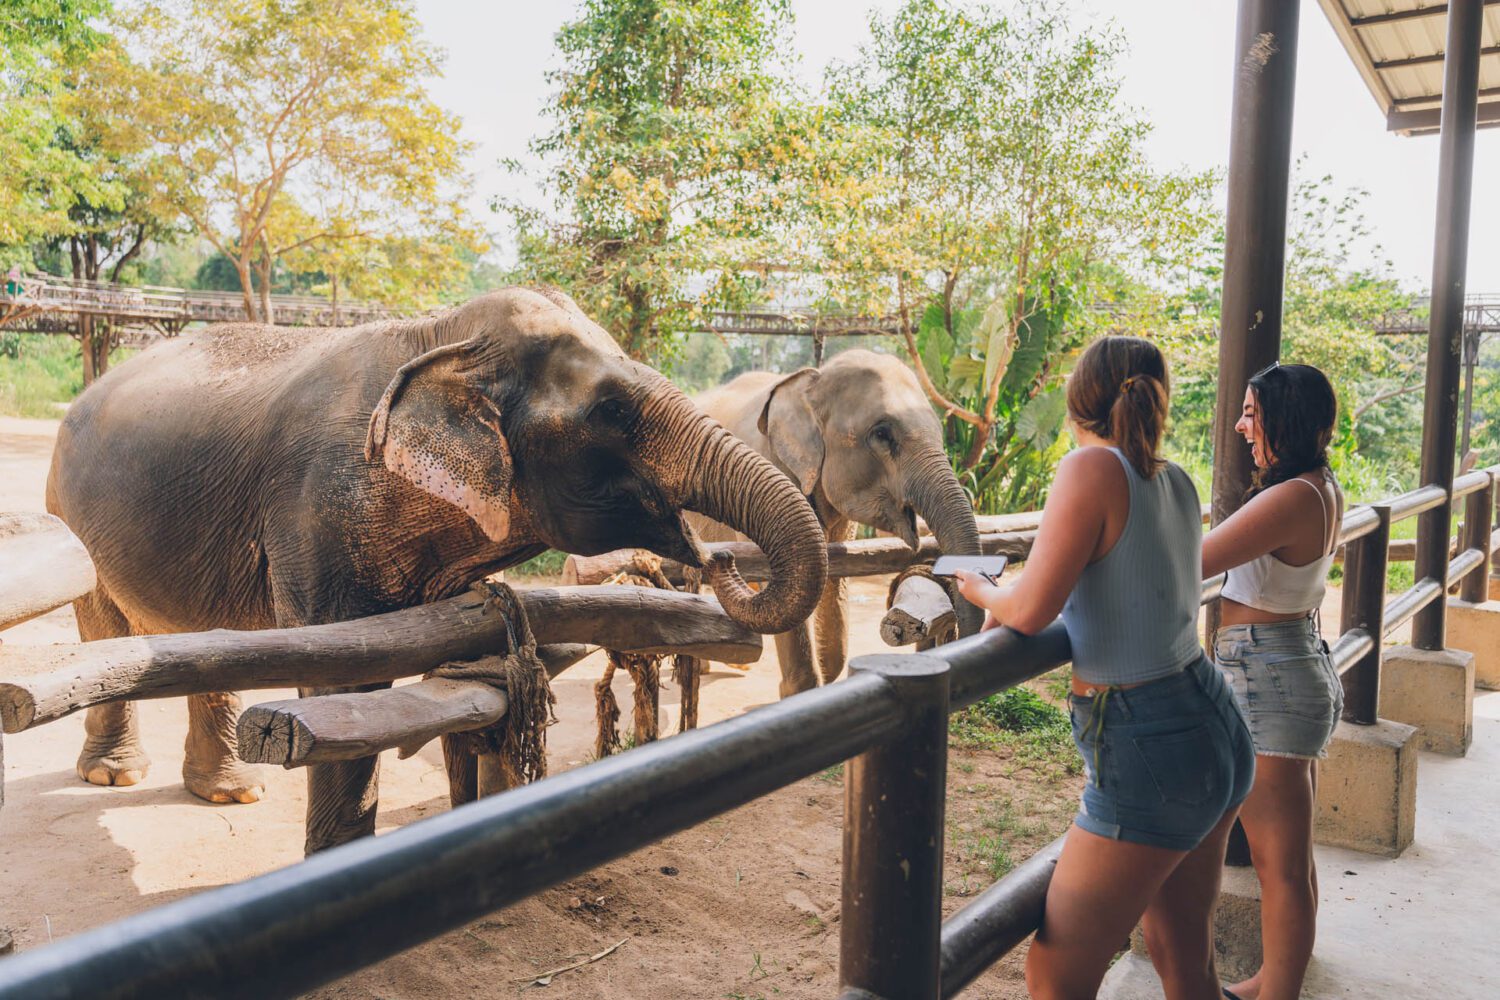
[1068,653,1255,852]
[1214,617,1343,760]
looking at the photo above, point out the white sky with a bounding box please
[414,0,1498,293]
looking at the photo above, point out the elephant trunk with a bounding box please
[638,378,828,635]
[906,448,985,638]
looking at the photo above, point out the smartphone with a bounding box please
[930,554,1010,583]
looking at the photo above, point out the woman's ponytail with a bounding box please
[1066,336,1171,479]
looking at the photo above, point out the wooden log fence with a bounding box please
[0,514,96,633]
[0,586,759,734]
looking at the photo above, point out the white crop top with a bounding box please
[1220,474,1338,615]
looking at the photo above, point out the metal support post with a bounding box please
[840,654,950,1000]
[1414,0,1485,649]
[1461,475,1494,603]
[1341,507,1392,724]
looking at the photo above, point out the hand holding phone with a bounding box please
[930,554,1009,583]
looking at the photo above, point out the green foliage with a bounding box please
[0,332,132,417]
[0,0,117,252]
[509,550,569,578]
[1158,166,1423,474]
[808,0,1215,507]
[507,0,810,362]
[968,687,1069,734]
[80,0,478,319]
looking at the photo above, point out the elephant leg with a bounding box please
[182,692,265,804]
[441,732,478,809]
[74,588,150,787]
[813,576,848,685]
[775,622,818,699]
[301,682,390,855]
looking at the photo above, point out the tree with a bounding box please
[813,0,1215,491]
[82,0,472,321]
[1158,168,1420,476]
[0,0,116,253]
[506,0,815,362]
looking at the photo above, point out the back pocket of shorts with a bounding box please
[1266,654,1339,720]
[1132,727,1217,807]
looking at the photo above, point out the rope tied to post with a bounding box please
[427,580,557,786]
[593,552,703,758]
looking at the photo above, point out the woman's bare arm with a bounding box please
[1202,481,1327,579]
[954,448,1117,634]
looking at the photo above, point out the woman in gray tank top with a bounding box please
[956,337,1254,999]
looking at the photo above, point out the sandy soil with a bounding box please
[0,417,1077,999]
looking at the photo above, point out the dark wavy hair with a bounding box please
[1066,336,1170,479]
[1245,362,1338,497]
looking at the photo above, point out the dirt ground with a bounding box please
[0,416,1079,999]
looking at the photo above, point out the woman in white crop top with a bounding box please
[1202,362,1343,1000]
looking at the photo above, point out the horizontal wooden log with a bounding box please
[0,513,96,633]
[0,586,760,734]
[238,678,509,767]
[564,531,1038,586]
[880,576,956,647]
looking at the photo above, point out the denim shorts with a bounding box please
[1068,653,1255,852]
[1214,617,1343,760]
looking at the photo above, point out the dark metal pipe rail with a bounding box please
[938,835,1066,998]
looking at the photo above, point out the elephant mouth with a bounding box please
[892,504,920,550]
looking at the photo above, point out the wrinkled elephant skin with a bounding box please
[46,287,827,853]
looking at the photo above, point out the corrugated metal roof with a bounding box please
[1317,0,1500,134]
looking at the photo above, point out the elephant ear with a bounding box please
[364,341,514,542]
[757,368,824,496]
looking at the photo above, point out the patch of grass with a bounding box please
[949,687,1080,776]
[0,333,136,417]
[815,762,844,784]
[1041,666,1072,704]
[510,549,568,577]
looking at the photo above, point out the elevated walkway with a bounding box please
[1101,690,1500,1000]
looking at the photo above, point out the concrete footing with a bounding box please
[1380,644,1475,755]
[1128,864,1262,985]
[1315,719,1418,857]
[1447,598,1500,691]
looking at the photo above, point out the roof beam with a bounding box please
[1387,98,1500,132]
[1392,84,1500,107]
[1351,1,1500,28]
[1374,44,1500,70]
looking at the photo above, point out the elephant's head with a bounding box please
[756,349,984,633]
[364,287,827,635]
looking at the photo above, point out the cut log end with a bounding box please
[880,575,957,647]
[236,679,509,767]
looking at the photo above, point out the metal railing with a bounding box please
[0,473,1494,999]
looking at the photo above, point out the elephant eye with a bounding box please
[870,424,897,452]
[591,397,633,428]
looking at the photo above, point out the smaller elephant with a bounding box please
[691,349,983,696]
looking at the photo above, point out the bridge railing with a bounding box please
[0,471,1495,999]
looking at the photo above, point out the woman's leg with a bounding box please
[1025,824,1188,1000]
[1139,809,1240,1000]
[1225,755,1318,1000]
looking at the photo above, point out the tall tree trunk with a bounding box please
[331,273,341,325]
[255,245,275,326]
[235,258,260,322]
[79,315,97,386]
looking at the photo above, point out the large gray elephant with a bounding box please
[46,286,827,853]
[692,349,982,696]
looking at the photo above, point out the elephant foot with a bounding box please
[77,740,151,788]
[183,758,266,805]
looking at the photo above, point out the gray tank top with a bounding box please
[1060,448,1204,686]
